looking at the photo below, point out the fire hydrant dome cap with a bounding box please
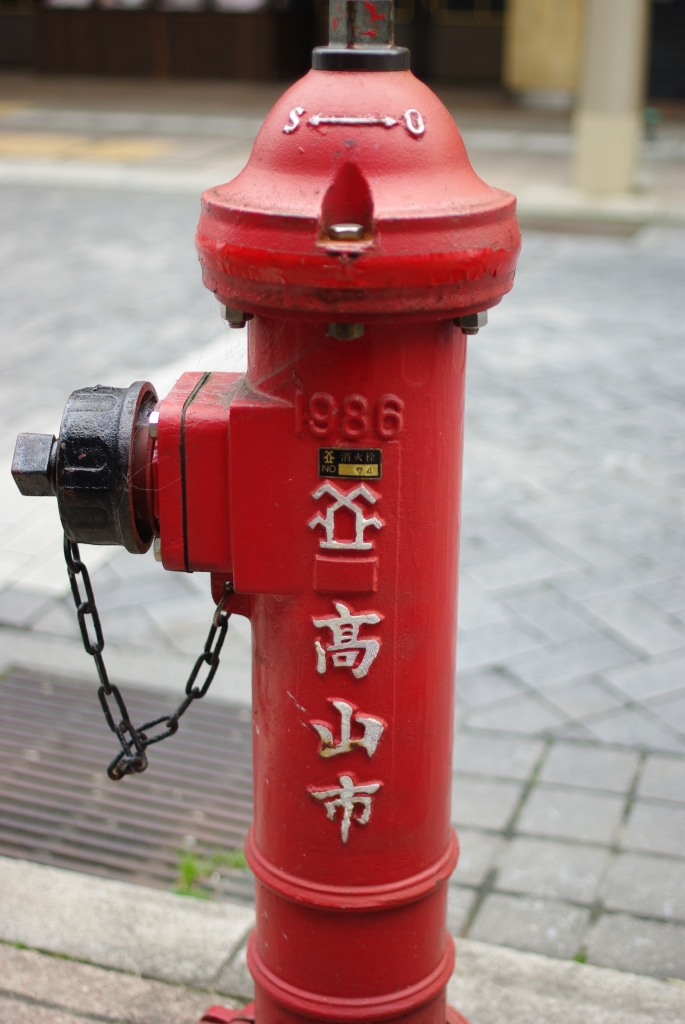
[196,70,521,321]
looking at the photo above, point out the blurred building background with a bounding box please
[0,0,683,98]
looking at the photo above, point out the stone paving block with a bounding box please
[542,678,626,720]
[450,934,685,1024]
[0,585,53,627]
[646,692,685,737]
[504,589,595,642]
[469,893,590,959]
[586,913,685,979]
[583,593,685,657]
[458,576,510,631]
[537,743,639,793]
[456,621,542,673]
[0,942,225,1024]
[92,575,194,612]
[465,547,578,592]
[516,785,624,845]
[551,562,671,603]
[448,885,478,935]
[639,578,685,615]
[466,693,567,735]
[458,517,534,568]
[600,852,685,920]
[549,721,598,742]
[0,995,83,1024]
[88,560,121,586]
[522,517,627,573]
[638,754,685,802]
[603,650,685,701]
[583,707,685,753]
[453,828,504,886]
[3,515,64,557]
[97,604,169,648]
[495,836,610,904]
[453,733,544,781]
[30,599,81,639]
[145,592,221,655]
[621,801,685,858]
[19,543,93,595]
[105,548,169,580]
[451,775,524,831]
[455,669,524,709]
[506,633,635,690]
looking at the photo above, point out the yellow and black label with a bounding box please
[318,448,382,479]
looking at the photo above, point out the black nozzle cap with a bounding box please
[312,46,410,71]
[12,433,57,497]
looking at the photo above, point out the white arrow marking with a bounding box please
[308,114,399,129]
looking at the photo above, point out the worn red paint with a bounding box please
[155,64,520,1024]
[363,1,386,19]
[197,71,519,322]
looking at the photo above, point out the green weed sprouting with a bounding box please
[174,847,247,897]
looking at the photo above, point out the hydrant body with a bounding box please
[12,19,520,1024]
[189,319,467,1024]
[178,64,516,1024]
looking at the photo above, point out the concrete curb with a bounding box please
[0,857,254,992]
[449,941,685,1024]
[1,856,684,1022]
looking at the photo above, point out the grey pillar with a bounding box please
[574,0,650,193]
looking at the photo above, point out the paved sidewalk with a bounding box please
[0,77,684,980]
[1,74,684,225]
[2,856,685,1024]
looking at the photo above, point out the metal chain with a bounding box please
[63,536,233,781]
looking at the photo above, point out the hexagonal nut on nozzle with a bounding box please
[12,433,57,496]
[454,311,488,335]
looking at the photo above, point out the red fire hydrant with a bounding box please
[12,4,520,1022]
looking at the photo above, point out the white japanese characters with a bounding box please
[309,483,382,551]
[306,480,386,844]
[313,602,381,679]
[282,108,425,137]
[311,700,384,759]
[310,774,381,844]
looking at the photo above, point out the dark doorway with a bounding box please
[649,0,685,98]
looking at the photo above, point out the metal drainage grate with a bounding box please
[0,670,255,904]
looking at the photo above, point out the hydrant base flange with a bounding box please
[198,1003,471,1024]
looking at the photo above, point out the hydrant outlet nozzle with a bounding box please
[12,381,158,554]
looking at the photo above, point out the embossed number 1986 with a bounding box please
[297,392,404,441]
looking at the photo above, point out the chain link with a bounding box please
[64,536,233,781]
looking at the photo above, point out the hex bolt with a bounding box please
[328,323,365,340]
[11,433,57,497]
[454,311,488,335]
[328,223,366,241]
[148,410,160,439]
[219,303,255,329]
